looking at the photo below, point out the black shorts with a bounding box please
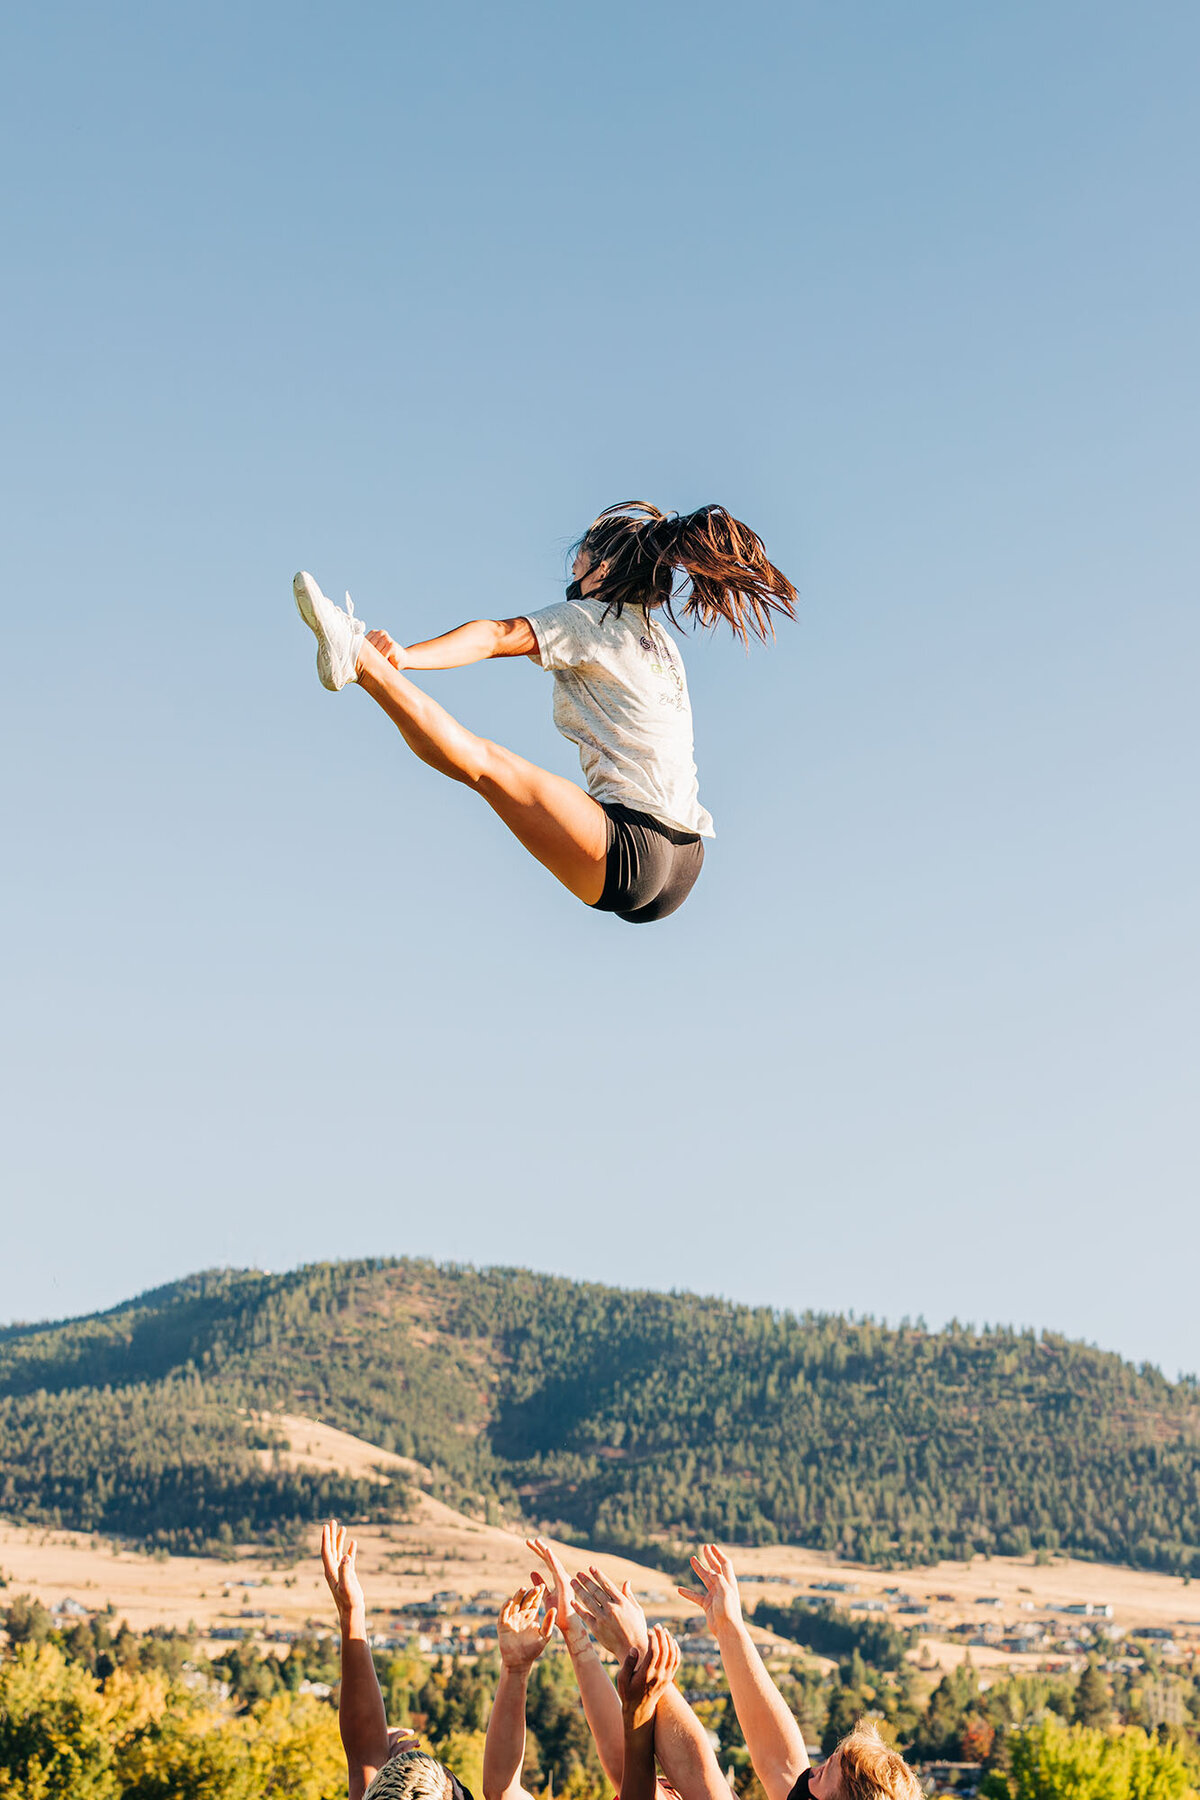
[591,803,705,925]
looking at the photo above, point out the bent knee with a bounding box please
[471,739,522,797]
[432,737,498,788]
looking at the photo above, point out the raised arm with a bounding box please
[618,1628,682,1800]
[679,1545,807,1800]
[366,616,537,672]
[482,1585,554,1800]
[322,1520,396,1800]
[571,1565,729,1800]
[527,1538,625,1789]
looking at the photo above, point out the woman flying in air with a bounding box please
[293,501,795,924]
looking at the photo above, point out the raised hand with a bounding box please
[498,1583,554,1672]
[527,1536,580,1636]
[617,1625,682,1731]
[677,1543,743,1635]
[571,1565,650,1660]
[366,627,406,669]
[322,1518,366,1629]
[386,1727,421,1762]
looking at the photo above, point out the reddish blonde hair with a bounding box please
[835,1720,923,1800]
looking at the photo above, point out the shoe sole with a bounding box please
[293,571,342,690]
[293,570,325,635]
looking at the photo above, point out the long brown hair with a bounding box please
[574,500,797,645]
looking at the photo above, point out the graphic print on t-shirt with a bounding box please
[638,629,687,712]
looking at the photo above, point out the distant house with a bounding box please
[914,1760,982,1797]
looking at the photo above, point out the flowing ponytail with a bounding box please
[574,500,797,645]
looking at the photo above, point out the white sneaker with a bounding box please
[293,571,366,691]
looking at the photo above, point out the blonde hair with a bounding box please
[835,1720,923,1800]
[364,1751,452,1800]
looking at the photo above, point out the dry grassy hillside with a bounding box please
[4,1415,1197,1677]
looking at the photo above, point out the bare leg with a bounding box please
[354,639,608,906]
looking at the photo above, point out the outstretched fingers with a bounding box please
[570,1572,604,1616]
[509,1584,542,1620]
[588,1564,622,1601]
[622,1625,681,1721]
[528,1537,570,1595]
[321,1520,337,1585]
[322,1518,350,1591]
[688,1555,718,1590]
[646,1625,666,1682]
[649,1624,681,1689]
[527,1535,567,1579]
[499,1580,553,1669]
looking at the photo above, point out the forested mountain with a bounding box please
[2,1258,1199,1571]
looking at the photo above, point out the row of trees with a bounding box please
[6,1591,1200,1799]
[0,1379,408,1552]
[0,1642,343,1799]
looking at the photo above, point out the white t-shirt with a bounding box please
[526,597,715,838]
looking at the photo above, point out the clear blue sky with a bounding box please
[4,3,1198,1375]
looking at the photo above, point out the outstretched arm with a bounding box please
[527,1539,625,1789]
[367,617,537,671]
[571,1565,729,1800]
[322,1520,396,1800]
[483,1585,554,1800]
[618,1628,682,1800]
[679,1546,807,1800]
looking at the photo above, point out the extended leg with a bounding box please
[354,639,608,905]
